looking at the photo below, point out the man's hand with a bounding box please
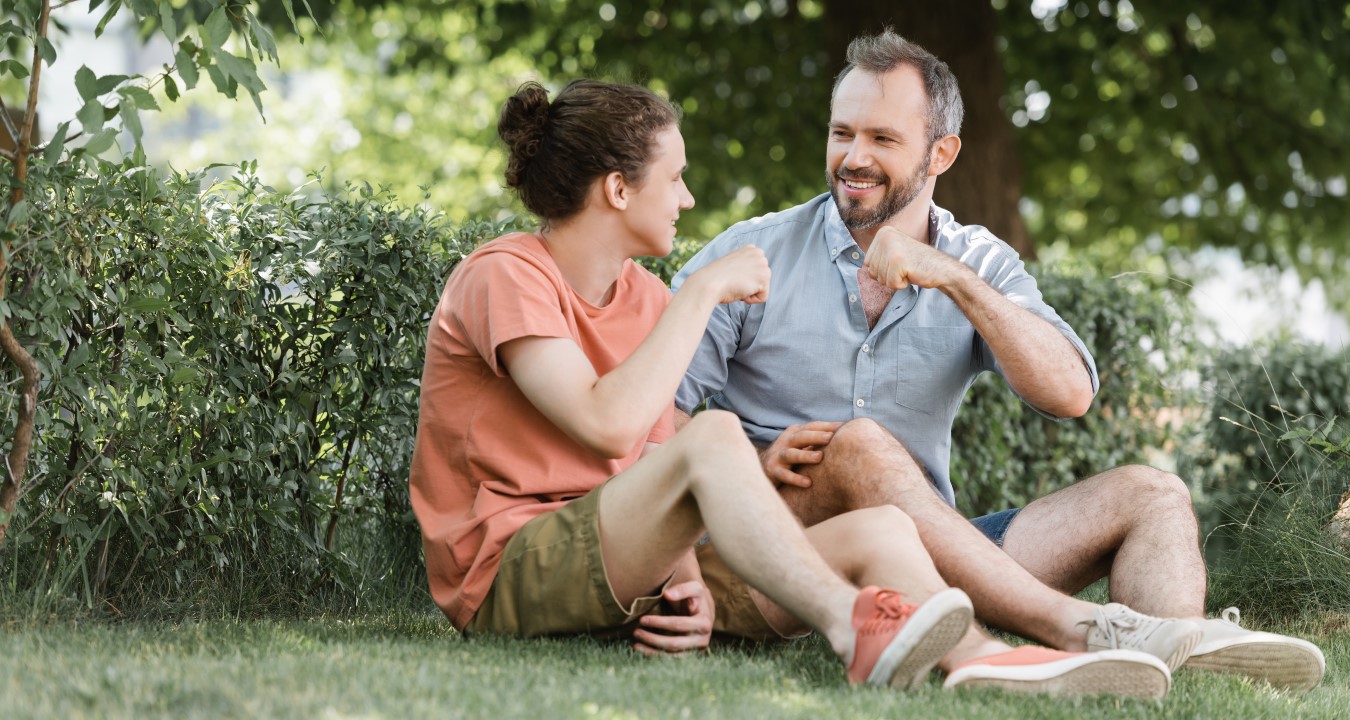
[761,421,844,488]
[863,226,968,291]
[633,581,715,655]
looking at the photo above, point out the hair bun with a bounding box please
[499,82,552,187]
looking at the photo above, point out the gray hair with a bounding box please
[832,29,964,142]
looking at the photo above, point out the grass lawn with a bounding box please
[4,608,1348,719]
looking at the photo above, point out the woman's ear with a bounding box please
[601,171,628,210]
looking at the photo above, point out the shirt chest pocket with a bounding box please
[894,327,975,415]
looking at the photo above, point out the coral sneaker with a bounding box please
[1184,608,1326,693]
[943,646,1171,699]
[846,586,972,689]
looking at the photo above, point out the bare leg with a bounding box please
[751,505,1009,670]
[777,418,1100,651]
[999,465,1206,618]
[598,410,876,660]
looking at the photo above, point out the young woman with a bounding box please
[409,79,1167,696]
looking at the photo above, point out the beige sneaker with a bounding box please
[1080,603,1203,671]
[1184,608,1325,693]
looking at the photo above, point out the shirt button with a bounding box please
[851,251,860,260]
[849,294,857,303]
[855,398,865,407]
[862,343,870,353]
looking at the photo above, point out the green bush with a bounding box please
[0,155,505,614]
[1178,342,1350,584]
[1182,342,1350,498]
[950,266,1200,517]
[1204,449,1350,622]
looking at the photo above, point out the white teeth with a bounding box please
[844,179,878,189]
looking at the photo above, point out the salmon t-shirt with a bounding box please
[410,232,675,629]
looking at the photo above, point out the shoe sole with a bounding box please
[1185,640,1326,693]
[867,588,974,689]
[945,651,1170,700]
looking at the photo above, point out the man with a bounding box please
[672,29,1324,693]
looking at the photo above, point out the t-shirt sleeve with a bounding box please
[452,252,571,377]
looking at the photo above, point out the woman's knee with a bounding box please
[673,410,759,479]
[838,505,920,545]
[675,410,749,452]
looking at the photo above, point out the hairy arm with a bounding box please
[865,227,1092,418]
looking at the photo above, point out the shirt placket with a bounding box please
[832,244,881,418]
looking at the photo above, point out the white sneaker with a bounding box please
[1080,603,1202,671]
[1185,607,1326,693]
[943,646,1171,700]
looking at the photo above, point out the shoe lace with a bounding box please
[862,590,916,631]
[1081,605,1155,650]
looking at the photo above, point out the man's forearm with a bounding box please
[940,270,1094,418]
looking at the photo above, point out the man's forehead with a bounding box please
[831,67,925,122]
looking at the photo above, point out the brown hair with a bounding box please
[832,29,964,142]
[498,79,681,225]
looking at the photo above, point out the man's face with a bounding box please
[826,67,935,231]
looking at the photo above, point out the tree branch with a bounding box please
[0,96,22,150]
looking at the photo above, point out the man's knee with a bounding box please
[828,418,892,454]
[1109,465,1196,525]
[1120,465,1190,501]
[825,418,920,469]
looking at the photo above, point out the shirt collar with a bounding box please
[823,198,944,258]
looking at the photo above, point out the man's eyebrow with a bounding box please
[828,121,902,136]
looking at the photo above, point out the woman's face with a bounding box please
[619,126,695,258]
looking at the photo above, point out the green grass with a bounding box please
[4,608,1348,719]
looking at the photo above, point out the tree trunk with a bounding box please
[823,0,1034,258]
[0,0,50,546]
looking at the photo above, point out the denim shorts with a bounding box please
[969,507,1022,547]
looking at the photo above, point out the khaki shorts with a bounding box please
[466,480,788,642]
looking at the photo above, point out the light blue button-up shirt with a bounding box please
[672,194,1099,506]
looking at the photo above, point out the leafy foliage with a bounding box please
[1005,1,1350,295]
[1182,341,1350,496]
[0,153,498,611]
[249,1,1350,309]
[1,0,291,159]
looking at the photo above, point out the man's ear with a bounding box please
[601,171,628,210]
[928,135,962,177]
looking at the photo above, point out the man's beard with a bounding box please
[827,151,931,231]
